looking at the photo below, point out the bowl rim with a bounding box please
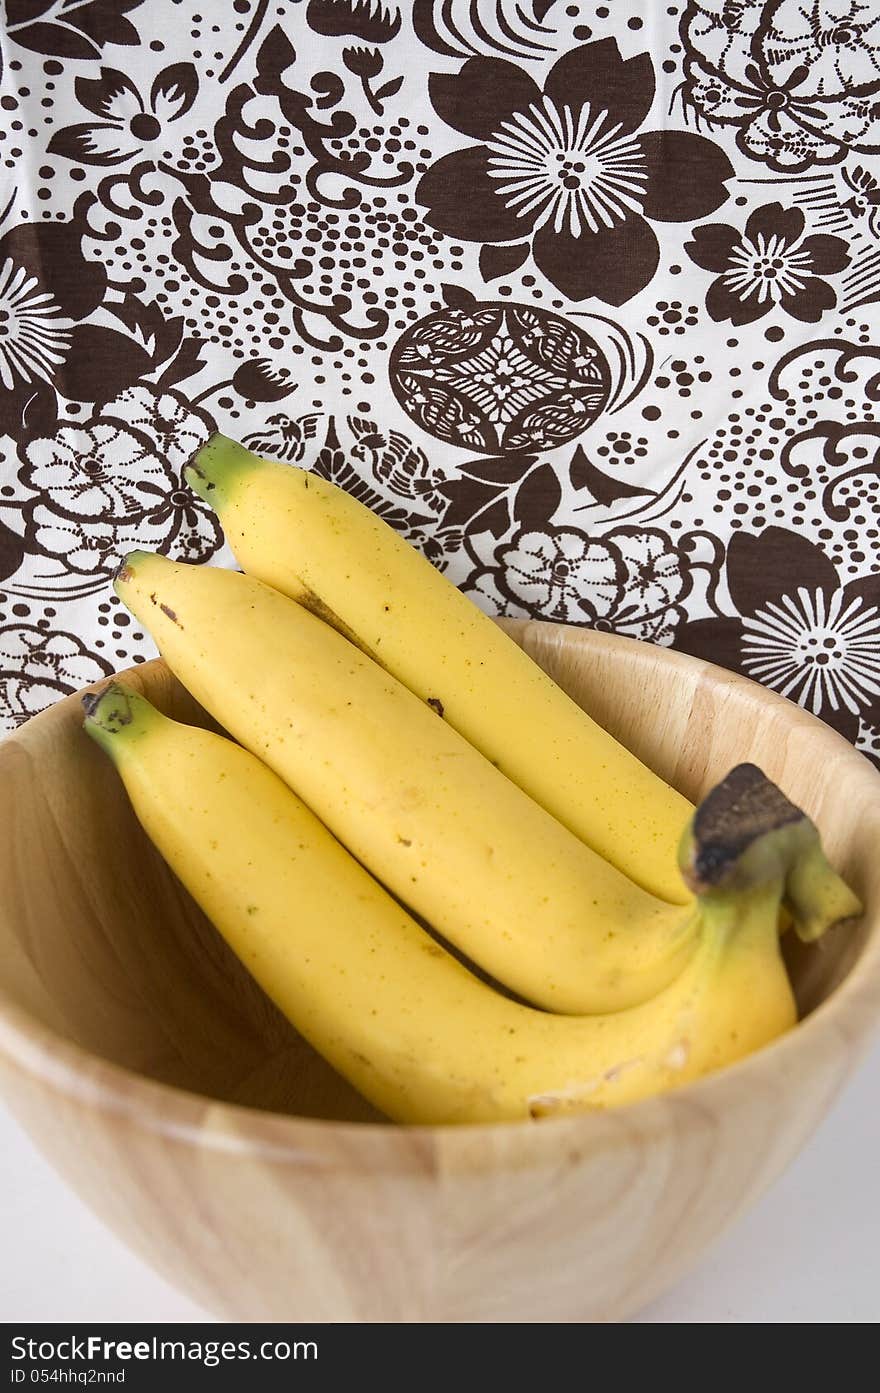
[2,632,880,1170]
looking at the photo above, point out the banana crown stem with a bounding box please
[681,763,862,942]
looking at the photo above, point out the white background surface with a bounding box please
[2,1040,879,1324]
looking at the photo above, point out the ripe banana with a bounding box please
[116,551,704,1015]
[85,683,856,1125]
[184,434,692,904]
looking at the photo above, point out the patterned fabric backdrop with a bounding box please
[1,1,879,762]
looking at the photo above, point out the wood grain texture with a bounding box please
[0,625,878,1322]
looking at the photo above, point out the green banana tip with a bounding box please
[183,460,211,500]
[82,681,161,756]
[82,680,135,743]
[112,548,167,597]
[81,687,108,721]
[113,549,144,585]
[183,432,227,498]
[185,431,259,509]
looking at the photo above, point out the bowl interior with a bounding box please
[0,624,877,1124]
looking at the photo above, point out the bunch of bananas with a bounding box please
[83,434,861,1125]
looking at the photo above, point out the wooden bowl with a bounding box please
[1,624,879,1323]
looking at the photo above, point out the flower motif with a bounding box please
[686,203,850,325]
[231,358,298,403]
[20,418,222,576]
[0,219,167,439]
[676,527,880,742]
[5,0,142,61]
[500,529,622,621]
[133,485,223,565]
[0,625,112,727]
[742,588,880,713]
[0,221,101,436]
[21,423,177,521]
[29,494,220,575]
[340,43,402,115]
[416,39,733,303]
[612,529,687,630]
[101,384,214,470]
[466,568,528,618]
[473,524,687,636]
[0,257,71,394]
[48,64,198,167]
[28,507,148,575]
[682,0,880,173]
[343,45,383,79]
[306,0,402,42]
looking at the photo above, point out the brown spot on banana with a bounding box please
[296,586,378,659]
